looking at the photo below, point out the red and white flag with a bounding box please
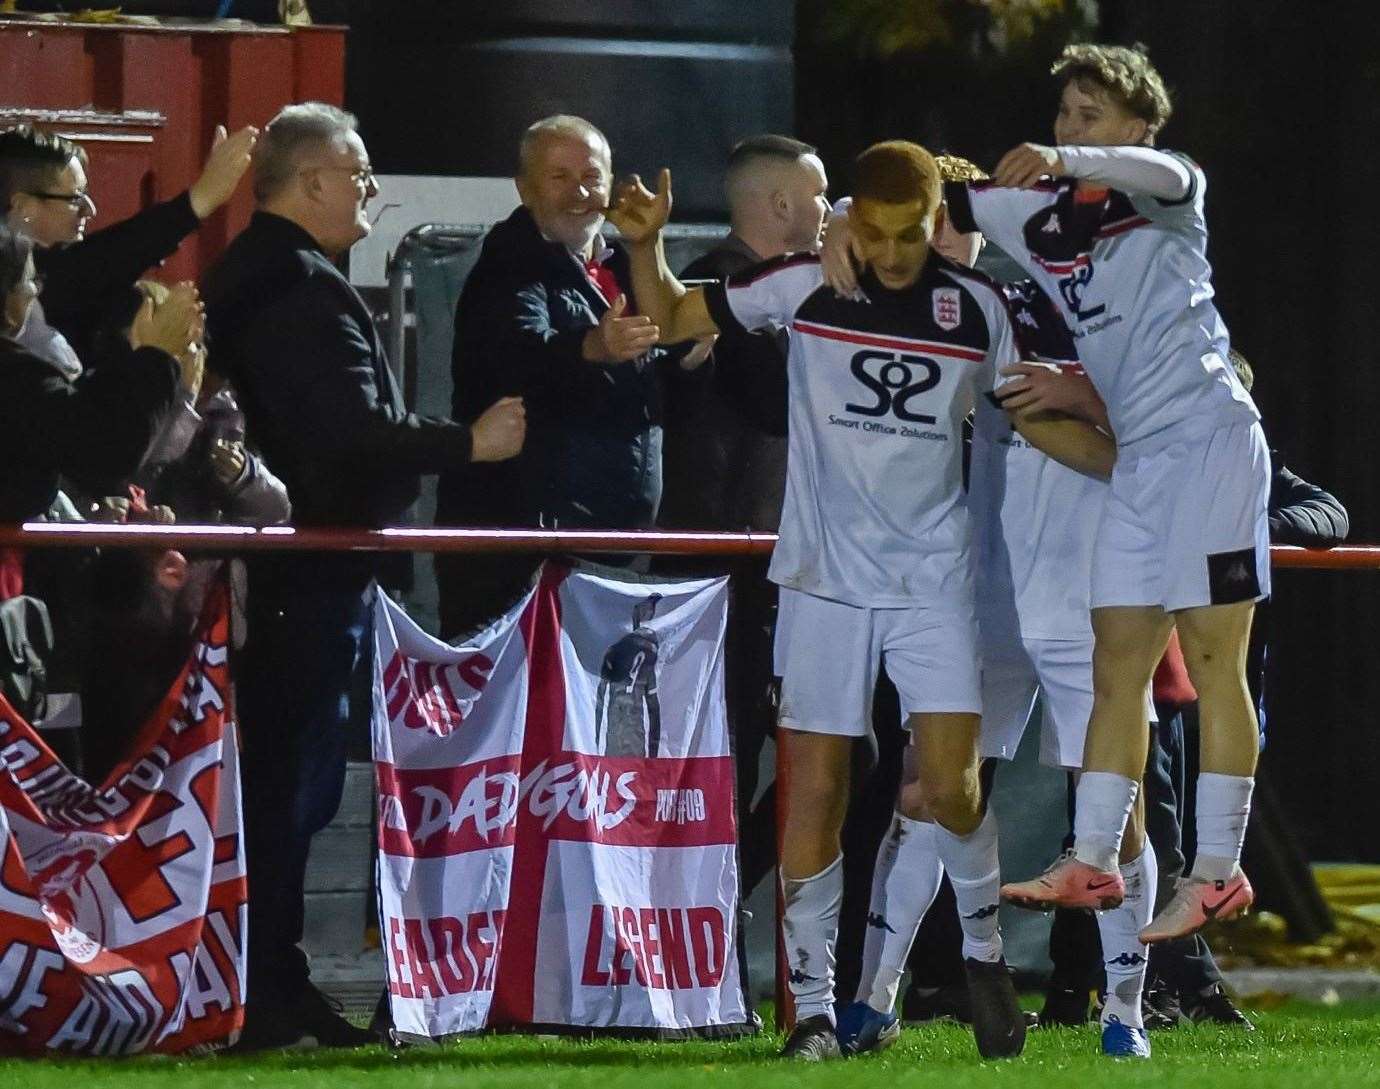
[374,563,749,1038]
[0,584,245,1055]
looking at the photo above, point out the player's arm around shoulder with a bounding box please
[1008,403,1116,481]
[607,168,719,345]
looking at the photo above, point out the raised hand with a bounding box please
[991,143,1065,189]
[606,168,672,245]
[470,396,527,463]
[189,124,259,219]
[582,294,660,364]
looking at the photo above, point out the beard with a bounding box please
[549,211,605,253]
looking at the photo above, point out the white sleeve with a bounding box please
[1056,145,1200,205]
[944,181,1059,270]
[703,256,824,335]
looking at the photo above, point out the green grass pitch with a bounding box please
[4,1000,1380,1088]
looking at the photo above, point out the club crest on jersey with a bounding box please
[932,287,961,331]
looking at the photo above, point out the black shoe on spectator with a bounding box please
[1144,987,1184,1030]
[293,982,376,1048]
[1038,985,1090,1028]
[233,994,317,1052]
[901,981,973,1025]
[781,1015,842,1061]
[964,957,1026,1059]
[1181,984,1255,1030]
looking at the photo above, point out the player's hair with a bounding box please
[1227,347,1254,392]
[934,154,988,184]
[725,134,817,209]
[254,102,359,202]
[0,125,87,214]
[1051,43,1172,136]
[852,140,942,216]
[727,134,815,175]
[519,114,611,178]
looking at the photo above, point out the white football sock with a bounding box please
[781,854,844,1023]
[1099,843,1157,1029]
[857,814,944,1014]
[934,808,1003,963]
[1073,772,1138,873]
[1191,773,1254,881]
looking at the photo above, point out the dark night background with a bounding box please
[69,0,1379,863]
[341,0,1380,865]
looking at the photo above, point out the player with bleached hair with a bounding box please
[609,140,1114,1062]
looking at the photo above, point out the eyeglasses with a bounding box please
[26,189,95,213]
[301,165,378,191]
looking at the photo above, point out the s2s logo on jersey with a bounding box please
[845,350,943,424]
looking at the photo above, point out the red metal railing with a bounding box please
[0,524,1374,567]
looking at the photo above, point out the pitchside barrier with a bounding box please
[0,523,1371,1047]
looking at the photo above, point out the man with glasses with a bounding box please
[203,101,527,1051]
[0,122,257,367]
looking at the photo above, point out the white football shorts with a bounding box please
[1092,421,1271,612]
[774,587,982,737]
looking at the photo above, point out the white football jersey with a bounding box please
[945,150,1258,454]
[703,254,1017,609]
[970,280,1106,641]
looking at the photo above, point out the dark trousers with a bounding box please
[237,578,373,1007]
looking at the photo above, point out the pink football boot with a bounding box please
[1140,869,1254,944]
[1001,850,1125,911]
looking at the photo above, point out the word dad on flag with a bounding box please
[373,562,753,1040]
[0,582,245,1056]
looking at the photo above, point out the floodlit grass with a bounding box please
[4,1000,1380,1088]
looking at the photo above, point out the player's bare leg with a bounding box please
[908,711,1024,1059]
[1141,601,1257,942]
[778,728,850,1060]
[1003,607,1172,912]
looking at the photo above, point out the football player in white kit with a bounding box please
[608,142,1114,1062]
[829,156,1158,1061]
[831,45,1268,946]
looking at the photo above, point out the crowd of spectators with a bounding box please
[0,102,1350,1051]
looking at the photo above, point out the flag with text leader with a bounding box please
[374,562,750,1038]
[0,583,245,1056]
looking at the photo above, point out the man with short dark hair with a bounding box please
[0,121,257,366]
[203,101,525,1050]
[659,134,828,896]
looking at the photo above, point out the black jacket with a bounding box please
[0,335,178,522]
[35,192,201,362]
[659,236,789,532]
[437,205,665,530]
[1268,455,1348,548]
[203,213,475,583]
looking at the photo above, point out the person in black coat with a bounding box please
[0,121,258,367]
[434,114,708,638]
[202,102,525,1050]
[0,225,196,523]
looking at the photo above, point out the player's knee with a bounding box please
[919,775,979,831]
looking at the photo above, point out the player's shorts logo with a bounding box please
[932,287,961,331]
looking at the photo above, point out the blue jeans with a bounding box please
[237,576,373,1005]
